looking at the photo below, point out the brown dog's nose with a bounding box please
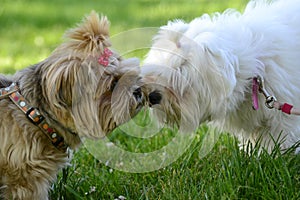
[149,91,162,106]
[133,88,143,102]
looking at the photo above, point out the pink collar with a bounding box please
[252,77,260,110]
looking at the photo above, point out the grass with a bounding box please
[1,0,300,199]
[51,132,300,200]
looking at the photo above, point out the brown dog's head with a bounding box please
[38,11,144,139]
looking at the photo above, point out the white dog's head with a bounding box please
[142,19,239,132]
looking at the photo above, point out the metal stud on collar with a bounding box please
[256,76,277,109]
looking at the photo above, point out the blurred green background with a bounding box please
[0,0,248,74]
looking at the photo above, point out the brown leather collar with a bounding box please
[0,83,68,152]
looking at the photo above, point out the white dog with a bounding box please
[142,0,300,152]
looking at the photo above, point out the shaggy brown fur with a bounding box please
[0,11,143,199]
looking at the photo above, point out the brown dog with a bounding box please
[0,11,143,199]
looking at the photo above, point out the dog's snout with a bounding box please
[149,91,162,106]
[133,88,142,101]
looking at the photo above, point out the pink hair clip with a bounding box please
[98,48,113,66]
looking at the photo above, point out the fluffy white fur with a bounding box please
[142,0,300,151]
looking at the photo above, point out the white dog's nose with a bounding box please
[149,91,162,106]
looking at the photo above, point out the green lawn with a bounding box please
[1,0,300,199]
[0,0,248,73]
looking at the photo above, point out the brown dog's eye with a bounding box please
[110,79,118,91]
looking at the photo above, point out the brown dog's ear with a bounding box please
[62,11,111,56]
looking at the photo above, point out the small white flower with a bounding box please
[115,195,126,200]
[90,186,96,193]
[106,142,114,147]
